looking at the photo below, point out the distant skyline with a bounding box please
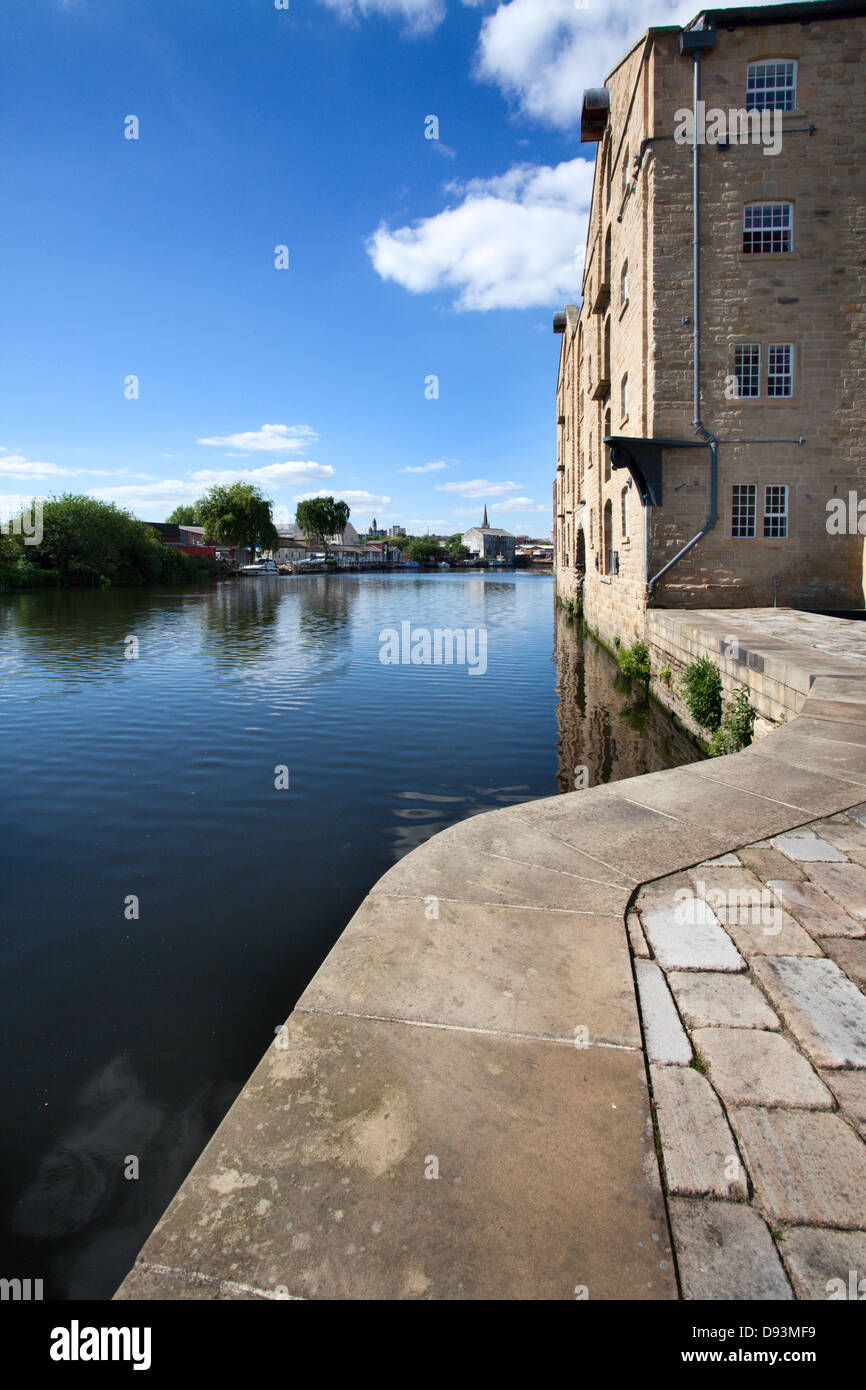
[2,0,792,537]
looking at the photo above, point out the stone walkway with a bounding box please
[632,812,866,1300]
[115,612,866,1301]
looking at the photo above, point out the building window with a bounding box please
[767,343,794,397]
[622,143,629,191]
[764,484,788,538]
[589,509,594,547]
[732,483,757,538]
[743,203,793,254]
[621,373,629,420]
[747,60,797,112]
[734,344,761,397]
[604,409,611,483]
[621,486,629,537]
[621,260,629,306]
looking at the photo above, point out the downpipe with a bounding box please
[648,33,718,597]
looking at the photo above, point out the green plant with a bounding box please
[618,640,650,685]
[708,686,755,757]
[681,656,723,730]
[659,664,671,684]
[613,634,621,649]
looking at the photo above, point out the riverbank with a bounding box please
[115,607,866,1300]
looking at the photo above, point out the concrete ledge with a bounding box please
[115,613,866,1301]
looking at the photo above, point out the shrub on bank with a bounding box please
[708,686,755,757]
[2,496,216,588]
[681,656,723,730]
[618,640,650,685]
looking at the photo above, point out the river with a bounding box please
[0,571,700,1298]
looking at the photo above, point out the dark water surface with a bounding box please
[0,572,699,1298]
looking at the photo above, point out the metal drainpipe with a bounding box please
[648,35,718,597]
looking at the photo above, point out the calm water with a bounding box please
[0,572,699,1299]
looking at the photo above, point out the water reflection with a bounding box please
[553,606,701,791]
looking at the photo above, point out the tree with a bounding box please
[197,482,279,554]
[445,533,470,560]
[295,496,350,559]
[404,536,443,563]
[166,504,199,524]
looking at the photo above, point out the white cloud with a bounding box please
[189,461,334,486]
[405,518,447,527]
[0,450,75,479]
[196,423,318,453]
[86,480,203,517]
[367,158,592,310]
[436,478,522,497]
[473,0,695,129]
[315,0,445,35]
[399,460,449,474]
[294,488,392,513]
[489,495,548,513]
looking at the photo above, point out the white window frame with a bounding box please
[743,202,793,254]
[734,343,761,398]
[747,59,797,112]
[767,343,794,397]
[763,484,789,539]
[732,483,757,539]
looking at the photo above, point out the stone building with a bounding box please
[554,1,866,649]
[462,506,517,563]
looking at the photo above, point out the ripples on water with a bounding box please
[0,573,699,1297]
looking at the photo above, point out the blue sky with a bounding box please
[0,0,725,537]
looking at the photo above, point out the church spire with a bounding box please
[482,504,489,528]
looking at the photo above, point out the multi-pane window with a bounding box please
[734,345,761,397]
[747,60,797,111]
[732,484,757,538]
[767,344,793,397]
[764,485,788,538]
[743,203,792,254]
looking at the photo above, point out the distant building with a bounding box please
[388,525,406,538]
[461,506,516,563]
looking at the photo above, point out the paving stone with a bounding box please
[819,937,866,990]
[770,829,848,862]
[819,1069,866,1139]
[730,1107,866,1228]
[668,971,780,1030]
[627,910,650,959]
[811,818,866,869]
[779,1228,866,1300]
[724,910,824,958]
[767,879,863,938]
[751,956,866,1068]
[635,960,691,1065]
[738,846,806,882]
[637,879,745,974]
[668,1198,792,1301]
[805,862,866,922]
[699,854,741,868]
[693,1028,833,1109]
[845,802,866,828]
[650,1064,747,1199]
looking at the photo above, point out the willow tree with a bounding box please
[196,482,279,555]
[295,497,350,559]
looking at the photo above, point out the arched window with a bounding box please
[621,259,629,306]
[622,143,630,191]
[604,408,611,484]
[621,373,629,420]
[604,225,611,284]
[603,318,611,383]
[603,499,613,575]
[621,486,629,537]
